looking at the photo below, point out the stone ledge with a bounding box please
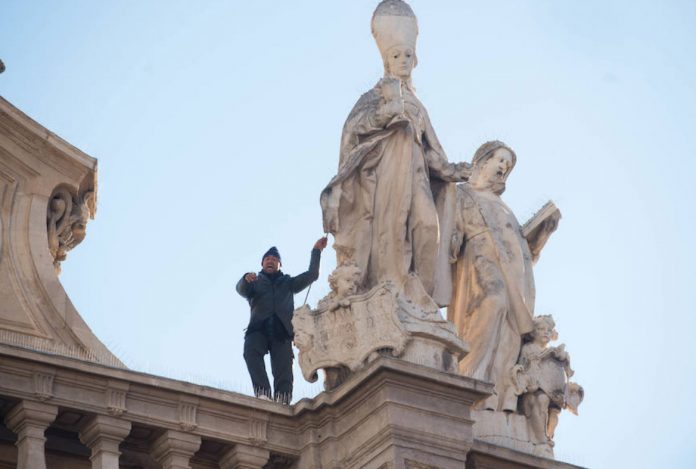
[0,342,584,469]
[294,355,493,415]
[469,439,587,469]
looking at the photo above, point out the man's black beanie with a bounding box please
[261,246,281,264]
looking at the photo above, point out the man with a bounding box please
[237,237,327,404]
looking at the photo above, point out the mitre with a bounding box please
[371,0,419,61]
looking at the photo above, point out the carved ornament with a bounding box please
[46,185,95,274]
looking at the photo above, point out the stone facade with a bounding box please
[0,343,584,469]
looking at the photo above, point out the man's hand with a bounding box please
[314,236,328,251]
[244,272,257,283]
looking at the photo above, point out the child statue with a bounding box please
[512,315,584,457]
[317,262,362,312]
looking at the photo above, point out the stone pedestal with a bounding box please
[79,415,132,469]
[293,283,468,389]
[151,430,201,469]
[4,400,58,469]
[294,357,491,469]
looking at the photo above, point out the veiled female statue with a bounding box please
[321,0,469,307]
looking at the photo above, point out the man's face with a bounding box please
[262,255,280,274]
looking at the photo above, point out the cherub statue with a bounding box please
[512,315,584,457]
[317,262,362,311]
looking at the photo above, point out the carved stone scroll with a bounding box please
[47,185,95,274]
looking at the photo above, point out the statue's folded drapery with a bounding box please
[321,81,465,307]
[448,183,536,411]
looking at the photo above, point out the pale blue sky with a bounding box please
[2,1,695,467]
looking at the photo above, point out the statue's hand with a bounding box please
[379,77,405,122]
[383,99,404,119]
[380,77,402,101]
[453,161,472,181]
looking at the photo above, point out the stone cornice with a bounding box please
[293,355,492,416]
[0,344,300,457]
[471,439,587,469]
[0,97,97,176]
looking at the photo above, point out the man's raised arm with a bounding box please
[290,237,328,293]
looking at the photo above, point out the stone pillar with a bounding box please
[220,444,270,469]
[3,400,58,469]
[151,430,201,469]
[79,415,132,469]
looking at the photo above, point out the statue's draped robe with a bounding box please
[448,184,535,411]
[321,81,461,307]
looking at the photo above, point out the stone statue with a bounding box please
[294,0,469,388]
[320,0,469,309]
[448,141,561,412]
[512,315,584,457]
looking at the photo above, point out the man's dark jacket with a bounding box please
[236,249,321,338]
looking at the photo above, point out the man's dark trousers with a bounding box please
[244,315,293,403]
